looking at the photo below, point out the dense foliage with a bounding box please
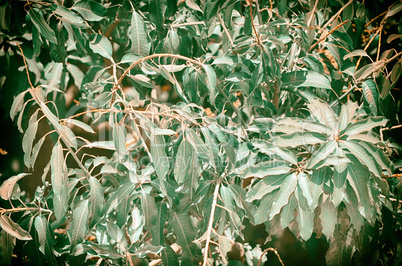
[1,0,402,265]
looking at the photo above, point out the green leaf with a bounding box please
[34,215,54,260]
[72,0,106,21]
[148,0,166,37]
[307,99,338,130]
[252,140,297,165]
[50,4,86,27]
[22,111,39,168]
[332,164,348,208]
[141,189,157,229]
[151,203,168,246]
[66,119,95,134]
[239,161,292,179]
[280,193,297,229]
[174,139,194,184]
[68,199,89,251]
[344,186,364,233]
[130,10,149,56]
[202,65,217,105]
[51,141,68,220]
[228,184,255,221]
[362,80,380,116]
[297,172,313,208]
[170,212,195,261]
[296,202,314,241]
[161,246,180,265]
[337,101,359,132]
[89,33,113,59]
[340,140,382,178]
[0,230,15,265]
[103,183,136,214]
[254,191,278,224]
[272,132,327,148]
[0,215,32,241]
[186,128,211,159]
[342,117,387,136]
[247,174,288,201]
[306,140,337,169]
[0,173,30,200]
[345,156,374,221]
[113,123,127,156]
[270,173,298,219]
[385,2,402,18]
[150,133,169,180]
[281,71,332,90]
[28,9,57,44]
[343,49,368,60]
[320,196,337,240]
[10,91,26,121]
[88,176,103,227]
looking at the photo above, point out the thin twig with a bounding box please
[318,0,353,34]
[202,181,221,266]
[217,13,233,47]
[307,0,319,27]
[17,44,91,178]
[365,10,388,28]
[111,53,202,106]
[257,247,284,266]
[355,27,381,69]
[0,207,52,214]
[308,20,349,52]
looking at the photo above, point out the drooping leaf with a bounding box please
[345,156,374,221]
[297,202,314,241]
[297,172,313,208]
[320,196,337,240]
[0,173,30,200]
[130,10,149,56]
[28,9,57,44]
[72,0,106,21]
[148,0,166,37]
[344,185,364,233]
[280,193,297,229]
[0,215,32,241]
[170,212,195,261]
[50,4,86,27]
[141,189,157,229]
[51,141,68,220]
[113,123,127,156]
[68,199,89,251]
[174,139,194,184]
[34,215,54,261]
[201,65,217,105]
[88,176,104,227]
[362,80,380,115]
[10,91,26,121]
[151,203,168,246]
[89,33,113,59]
[150,133,169,180]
